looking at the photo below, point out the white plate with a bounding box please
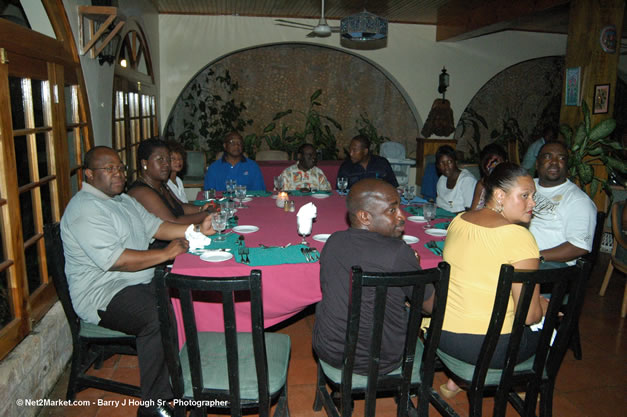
[241,197,252,202]
[200,251,233,262]
[311,193,330,199]
[407,215,427,223]
[313,234,331,242]
[425,228,447,237]
[233,225,259,234]
[402,235,420,244]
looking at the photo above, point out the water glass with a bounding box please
[211,212,228,241]
[337,177,348,195]
[403,185,416,203]
[297,218,313,245]
[423,201,436,228]
[273,176,284,193]
[203,189,216,200]
[225,179,236,197]
[221,199,235,219]
[235,185,247,208]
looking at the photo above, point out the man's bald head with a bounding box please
[346,179,405,237]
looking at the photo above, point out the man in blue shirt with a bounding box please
[203,132,266,191]
[337,135,399,189]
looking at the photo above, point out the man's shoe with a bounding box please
[137,404,174,417]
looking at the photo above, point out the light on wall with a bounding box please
[438,67,450,98]
[96,24,121,65]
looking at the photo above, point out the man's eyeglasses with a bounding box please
[90,165,127,174]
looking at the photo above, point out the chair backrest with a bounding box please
[479,260,591,416]
[185,150,206,177]
[44,222,81,339]
[380,141,406,160]
[341,262,450,416]
[255,150,289,161]
[583,211,606,265]
[610,201,626,248]
[507,138,521,165]
[154,267,270,415]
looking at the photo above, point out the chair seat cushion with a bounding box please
[180,332,291,400]
[320,339,425,389]
[436,349,535,386]
[79,320,134,338]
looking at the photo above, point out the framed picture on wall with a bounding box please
[565,67,582,106]
[593,84,610,114]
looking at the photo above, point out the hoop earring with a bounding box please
[488,201,504,214]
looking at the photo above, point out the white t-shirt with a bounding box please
[167,177,188,203]
[529,179,597,265]
[436,169,477,213]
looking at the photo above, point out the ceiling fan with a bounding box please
[275,0,339,38]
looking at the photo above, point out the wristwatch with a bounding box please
[194,224,201,233]
[539,255,545,263]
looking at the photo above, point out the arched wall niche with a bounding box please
[454,56,565,160]
[164,42,422,159]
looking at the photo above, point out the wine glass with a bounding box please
[225,179,236,198]
[211,212,228,241]
[423,201,436,229]
[273,176,284,194]
[235,185,247,208]
[403,185,416,203]
[297,217,313,245]
[221,200,235,222]
[337,177,348,195]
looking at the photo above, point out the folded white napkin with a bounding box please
[297,202,317,235]
[185,224,212,250]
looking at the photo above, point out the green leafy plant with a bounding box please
[456,107,488,162]
[355,112,389,154]
[179,69,254,159]
[559,100,626,200]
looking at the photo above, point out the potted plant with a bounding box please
[354,112,389,154]
[559,100,626,201]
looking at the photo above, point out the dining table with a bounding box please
[170,192,451,343]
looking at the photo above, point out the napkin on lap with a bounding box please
[185,224,212,250]
[297,202,317,234]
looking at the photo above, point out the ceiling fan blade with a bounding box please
[330,26,340,32]
[275,19,315,29]
[276,23,314,31]
[306,31,317,38]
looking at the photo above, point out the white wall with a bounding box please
[158,15,568,137]
[62,0,160,147]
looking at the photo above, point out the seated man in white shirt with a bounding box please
[279,143,332,191]
[529,142,597,268]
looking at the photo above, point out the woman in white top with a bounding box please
[166,140,188,203]
[435,145,477,213]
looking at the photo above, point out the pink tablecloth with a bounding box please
[171,194,445,341]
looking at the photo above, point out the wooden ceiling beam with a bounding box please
[436,0,571,42]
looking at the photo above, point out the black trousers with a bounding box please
[98,279,173,401]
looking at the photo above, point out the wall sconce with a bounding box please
[438,67,450,98]
[97,24,120,65]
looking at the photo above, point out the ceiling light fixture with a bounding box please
[340,10,388,42]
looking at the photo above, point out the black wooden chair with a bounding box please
[434,259,591,417]
[43,222,140,400]
[154,267,291,417]
[313,262,451,417]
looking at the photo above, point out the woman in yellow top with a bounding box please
[439,162,546,398]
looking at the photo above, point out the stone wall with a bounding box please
[0,302,71,417]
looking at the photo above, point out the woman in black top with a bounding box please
[128,139,213,247]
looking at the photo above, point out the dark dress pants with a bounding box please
[98,279,173,401]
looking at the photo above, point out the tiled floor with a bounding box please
[38,254,627,417]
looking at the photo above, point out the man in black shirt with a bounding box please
[337,135,399,189]
[312,179,433,375]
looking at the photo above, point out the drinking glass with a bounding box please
[423,201,436,228]
[225,179,236,198]
[337,177,348,195]
[297,218,313,245]
[273,176,284,193]
[403,185,416,203]
[221,199,235,220]
[211,212,228,241]
[235,185,247,208]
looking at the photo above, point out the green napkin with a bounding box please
[424,241,445,256]
[434,222,450,229]
[192,198,227,206]
[404,206,456,219]
[287,190,332,197]
[234,244,317,266]
[246,190,272,197]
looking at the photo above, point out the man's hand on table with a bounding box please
[414,250,421,264]
[197,213,216,236]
